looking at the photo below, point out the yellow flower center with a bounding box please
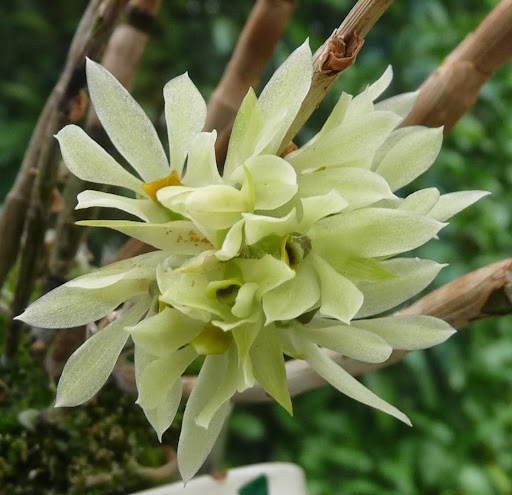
[190,323,231,355]
[142,170,182,202]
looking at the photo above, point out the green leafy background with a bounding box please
[1,1,511,494]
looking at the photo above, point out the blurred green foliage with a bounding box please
[1,0,511,494]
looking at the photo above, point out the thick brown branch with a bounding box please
[402,0,512,133]
[278,0,393,152]
[206,0,297,163]
[181,259,512,403]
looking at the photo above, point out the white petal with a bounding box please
[375,126,443,191]
[398,188,440,215]
[177,355,233,483]
[287,111,401,172]
[262,257,320,323]
[142,379,182,441]
[55,297,150,407]
[195,344,239,429]
[234,254,295,296]
[310,208,445,258]
[86,58,169,181]
[303,340,411,425]
[233,155,297,210]
[250,324,292,414]
[231,282,259,318]
[367,66,393,101]
[17,279,149,328]
[428,190,490,221]
[76,190,172,223]
[354,315,456,350]
[243,208,298,245]
[299,191,348,230]
[164,72,207,176]
[310,254,363,323]
[297,167,394,209]
[77,220,213,254]
[127,306,204,357]
[66,251,168,289]
[182,131,222,187]
[258,40,313,154]
[223,88,264,179]
[184,185,248,230]
[293,320,392,363]
[355,258,445,318]
[375,90,419,118]
[216,219,245,261]
[56,125,144,193]
[137,346,198,410]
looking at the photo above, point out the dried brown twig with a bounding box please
[2,0,129,367]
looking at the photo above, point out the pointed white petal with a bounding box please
[77,220,213,254]
[375,126,443,191]
[293,320,392,363]
[17,279,149,328]
[299,191,348,230]
[56,125,144,193]
[137,346,198,410]
[310,208,445,258]
[258,40,313,154]
[216,219,245,261]
[55,297,150,406]
[243,208,298,245]
[76,190,172,223]
[375,90,419,118]
[354,315,456,350]
[297,167,394,209]
[223,88,264,179]
[303,340,411,425]
[287,111,401,172]
[311,254,363,323]
[127,306,204,357]
[182,131,222,187]
[235,254,295,296]
[428,190,490,221]
[232,155,297,210]
[66,251,168,289]
[367,66,393,101]
[263,257,320,323]
[251,324,292,414]
[398,188,440,215]
[355,258,445,318]
[177,355,233,483]
[86,58,169,181]
[142,379,183,441]
[195,345,239,429]
[164,72,207,176]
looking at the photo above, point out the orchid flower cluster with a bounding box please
[18,41,487,481]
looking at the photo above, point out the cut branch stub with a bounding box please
[319,31,364,75]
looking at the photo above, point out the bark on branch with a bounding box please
[402,0,512,133]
